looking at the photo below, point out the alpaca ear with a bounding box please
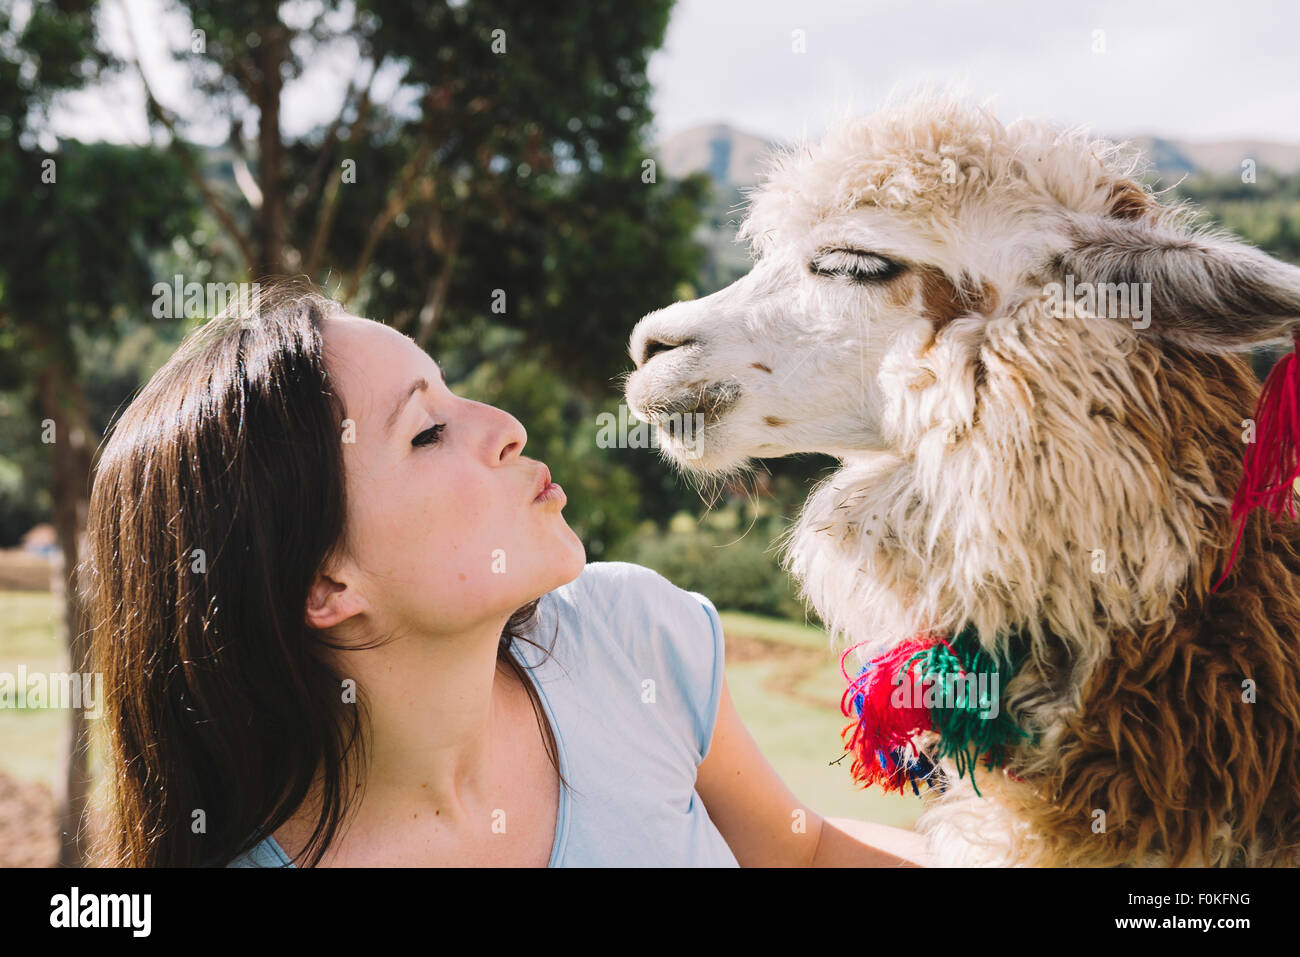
[1052,215,1300,351]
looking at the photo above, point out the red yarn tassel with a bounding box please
[1213,331,1300,592]
[839,635,936,792]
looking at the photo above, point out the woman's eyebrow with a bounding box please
[385,377,429,433]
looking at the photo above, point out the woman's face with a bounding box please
[315,314,585,637]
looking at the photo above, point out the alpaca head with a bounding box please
[625,97,1300,654]
[625,98,1300,478]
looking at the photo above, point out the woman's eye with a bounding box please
[412,424,446,448]
[809,248,905,284]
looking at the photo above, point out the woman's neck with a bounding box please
[276,614,524,861]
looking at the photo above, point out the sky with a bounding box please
[645,0,1300,145]
[45,0,1300,150]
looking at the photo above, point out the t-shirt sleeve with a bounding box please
[226,836,292,868]
[682,588,727,763]
[592,562,726,765]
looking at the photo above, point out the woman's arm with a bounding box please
[694,677,930,867]
[813,816,936,867]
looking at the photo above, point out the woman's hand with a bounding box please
[695,676,931,867]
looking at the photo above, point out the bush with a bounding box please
[607,506,809,620]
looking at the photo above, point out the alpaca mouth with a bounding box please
[643,380,741,431]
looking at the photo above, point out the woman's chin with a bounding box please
[552,526,587,580]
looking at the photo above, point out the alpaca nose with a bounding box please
[634,335,697,368]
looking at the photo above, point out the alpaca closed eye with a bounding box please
[809,248,905,284]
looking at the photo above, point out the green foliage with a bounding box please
[444,319,642,558]
[0,443,45,545]
[0,0,710,558]
[607,505,809,619]
[0,402,50,546]
[0,0,204,550]
[505,166,712,389]
[0,0,111,123]
[293,0,705,392]
[0,1,198,350]
[1170,169,1300,264]
[0,141,198,345]
[1168,169,1300,379]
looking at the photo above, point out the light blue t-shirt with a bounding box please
[228,561,739,867]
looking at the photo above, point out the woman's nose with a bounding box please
[495,407,527,462]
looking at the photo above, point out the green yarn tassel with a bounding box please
[898,623,1034,797]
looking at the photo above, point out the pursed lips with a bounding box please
[531,463,552,500]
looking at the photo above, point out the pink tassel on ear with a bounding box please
[1213,330,1300,592]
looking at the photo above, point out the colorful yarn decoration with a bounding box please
[1213,330,1300,593]
[839,623,1032,798]
[839,634,938,795]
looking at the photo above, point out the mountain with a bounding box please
[1126,136,1300,178]
[654,122,786,187]
[655,123,1300,188]
[654,121,1300,295]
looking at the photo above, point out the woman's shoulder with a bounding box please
[543,561,723,649]
[548,560,706,616]
[539,561,725,762]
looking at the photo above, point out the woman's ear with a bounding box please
[305,569,367,631]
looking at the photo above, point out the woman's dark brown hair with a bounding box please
[85,278,564,867]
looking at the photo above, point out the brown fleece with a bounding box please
[1106,179,1158,222]
[919,268,998,332]
[995,342,1300,866]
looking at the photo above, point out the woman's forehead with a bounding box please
[325,316,418,367]
[322,316,435,417]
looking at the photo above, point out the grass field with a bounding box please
[0,591,920,834]
[715,611,921,827]
[0,592,72,786]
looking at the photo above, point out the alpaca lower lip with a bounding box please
[652,381,742,422]
[658,414,704,439]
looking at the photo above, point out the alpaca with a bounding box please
[623,98,1300,867]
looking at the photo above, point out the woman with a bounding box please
[85,279,931,867]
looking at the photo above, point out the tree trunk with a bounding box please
[36,348,95,867]
[254,24,287,277]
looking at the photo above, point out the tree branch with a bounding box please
[302,64,381,277]
[227,122,263,210]
[414,216,462,348]
[293,57,381,220]
[341,140,434,303]
[115,0,256,272]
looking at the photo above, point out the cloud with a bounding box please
[649,0,1300,143]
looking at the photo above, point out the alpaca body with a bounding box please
[785,320,1300,866]
[625,98,1300,866]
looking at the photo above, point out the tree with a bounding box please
[0,0,200,865]
[120,0,704,390]
[118,0,714,540]
[2,0,712,861]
